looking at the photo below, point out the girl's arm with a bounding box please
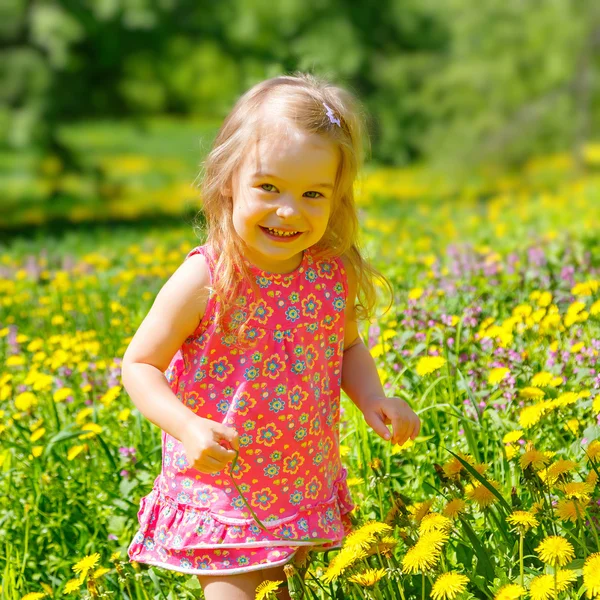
[340,256,420,445]
[120,253,238,471]
[121,253,210,442]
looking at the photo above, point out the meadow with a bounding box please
[3,146,600,599]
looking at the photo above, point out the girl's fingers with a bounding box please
[364,411,391,441]
[391,416,409,445]
[208,442,237,464]
[197,454,230,474]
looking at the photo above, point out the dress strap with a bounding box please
[184,244,217,330]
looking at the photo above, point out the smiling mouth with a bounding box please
[260,226,304,240]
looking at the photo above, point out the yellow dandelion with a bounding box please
[530,571,577,599]
[344,521,392,550]
[369,535,398,557]
[553,392,578,408]
[535,535,575,567]
[419,513,453,534]
[556,569,578,591]
[62,576,84,594]
[20,593,46,600]
[531,372,554,387]
[519,387,545,400]
[531,500,545,514]
[588,470,598,487]
[465,480,501,509]
[561,481,593,500]
[255,580,283,600]
[494,583,526,600]
[520,447,551,470]
[555,498,590,523]
[443,498,467,519]
[586,440,600,461]
[529,574,555,600]
[489,367,510,385]
[72,552,100,576]
[442,453,475,478]
[346,477,364,487]
[506,510,538,532]
[541,459,578,485]
[402,543,441,574]
[519,402,548,428]
[502,430,524,444]
[583,552,600,598]
[564,418,580,434]
[321,546,367,583]
[431,572,469,600]
[505,445,519,460]
[473,462,489,476]
[537,291,553,307]
[415,356,447,376]
[419,529,450,552]
[409,499,434,523]
[93,566,110,578]
[347,567,387,587]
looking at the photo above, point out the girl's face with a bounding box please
[230,120,339,273]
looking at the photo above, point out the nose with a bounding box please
[275,194,301,220]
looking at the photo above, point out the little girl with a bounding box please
[123,72,420,600]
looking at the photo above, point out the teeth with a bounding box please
[266,227,299,237]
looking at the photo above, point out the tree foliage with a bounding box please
[1,0,600,169]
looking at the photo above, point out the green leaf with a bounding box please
[445,448,512,514]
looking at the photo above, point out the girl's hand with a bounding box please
[179,416,240,474]
[361,396,421,446]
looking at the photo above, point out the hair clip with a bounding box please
[323,102,341,127]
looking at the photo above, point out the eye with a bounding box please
[304,191,324,199]
[259,183,277,192]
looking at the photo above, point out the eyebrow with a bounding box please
[252,172,334,190]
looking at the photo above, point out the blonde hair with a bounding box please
[193,71,393,346]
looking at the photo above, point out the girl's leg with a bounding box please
[198,565,291,600]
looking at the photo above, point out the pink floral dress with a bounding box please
[127,243,354,575]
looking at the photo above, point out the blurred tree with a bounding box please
[2,0,600,175]
[415,0,600,173]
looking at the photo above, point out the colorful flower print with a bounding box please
[285,306,301,323]
[248,300,274,325]
[263,464,280,478]
[268,398,285,413]
[243,365,260,381]
[283,452,305,474]
[193,486,218,508]
[289,490,304,506]
[173,452,189,470]
[304,267,317,282]
[288,385,308,410]
[256,423,283,447]
[251,487,275,510]
[301,293,322,318]
[305,476,322,500]
[233,391,257,416]
[128,244,354,575]
[209,357,234,382]
[183,389,204,410]
[262,354,285,379]
[333,296,346,312]
[317,261,336,279]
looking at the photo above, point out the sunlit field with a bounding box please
[3,150,600,599]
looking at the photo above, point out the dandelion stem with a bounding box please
[519,532,524,587]
[585,507,600,552]
[577,510,588,559]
